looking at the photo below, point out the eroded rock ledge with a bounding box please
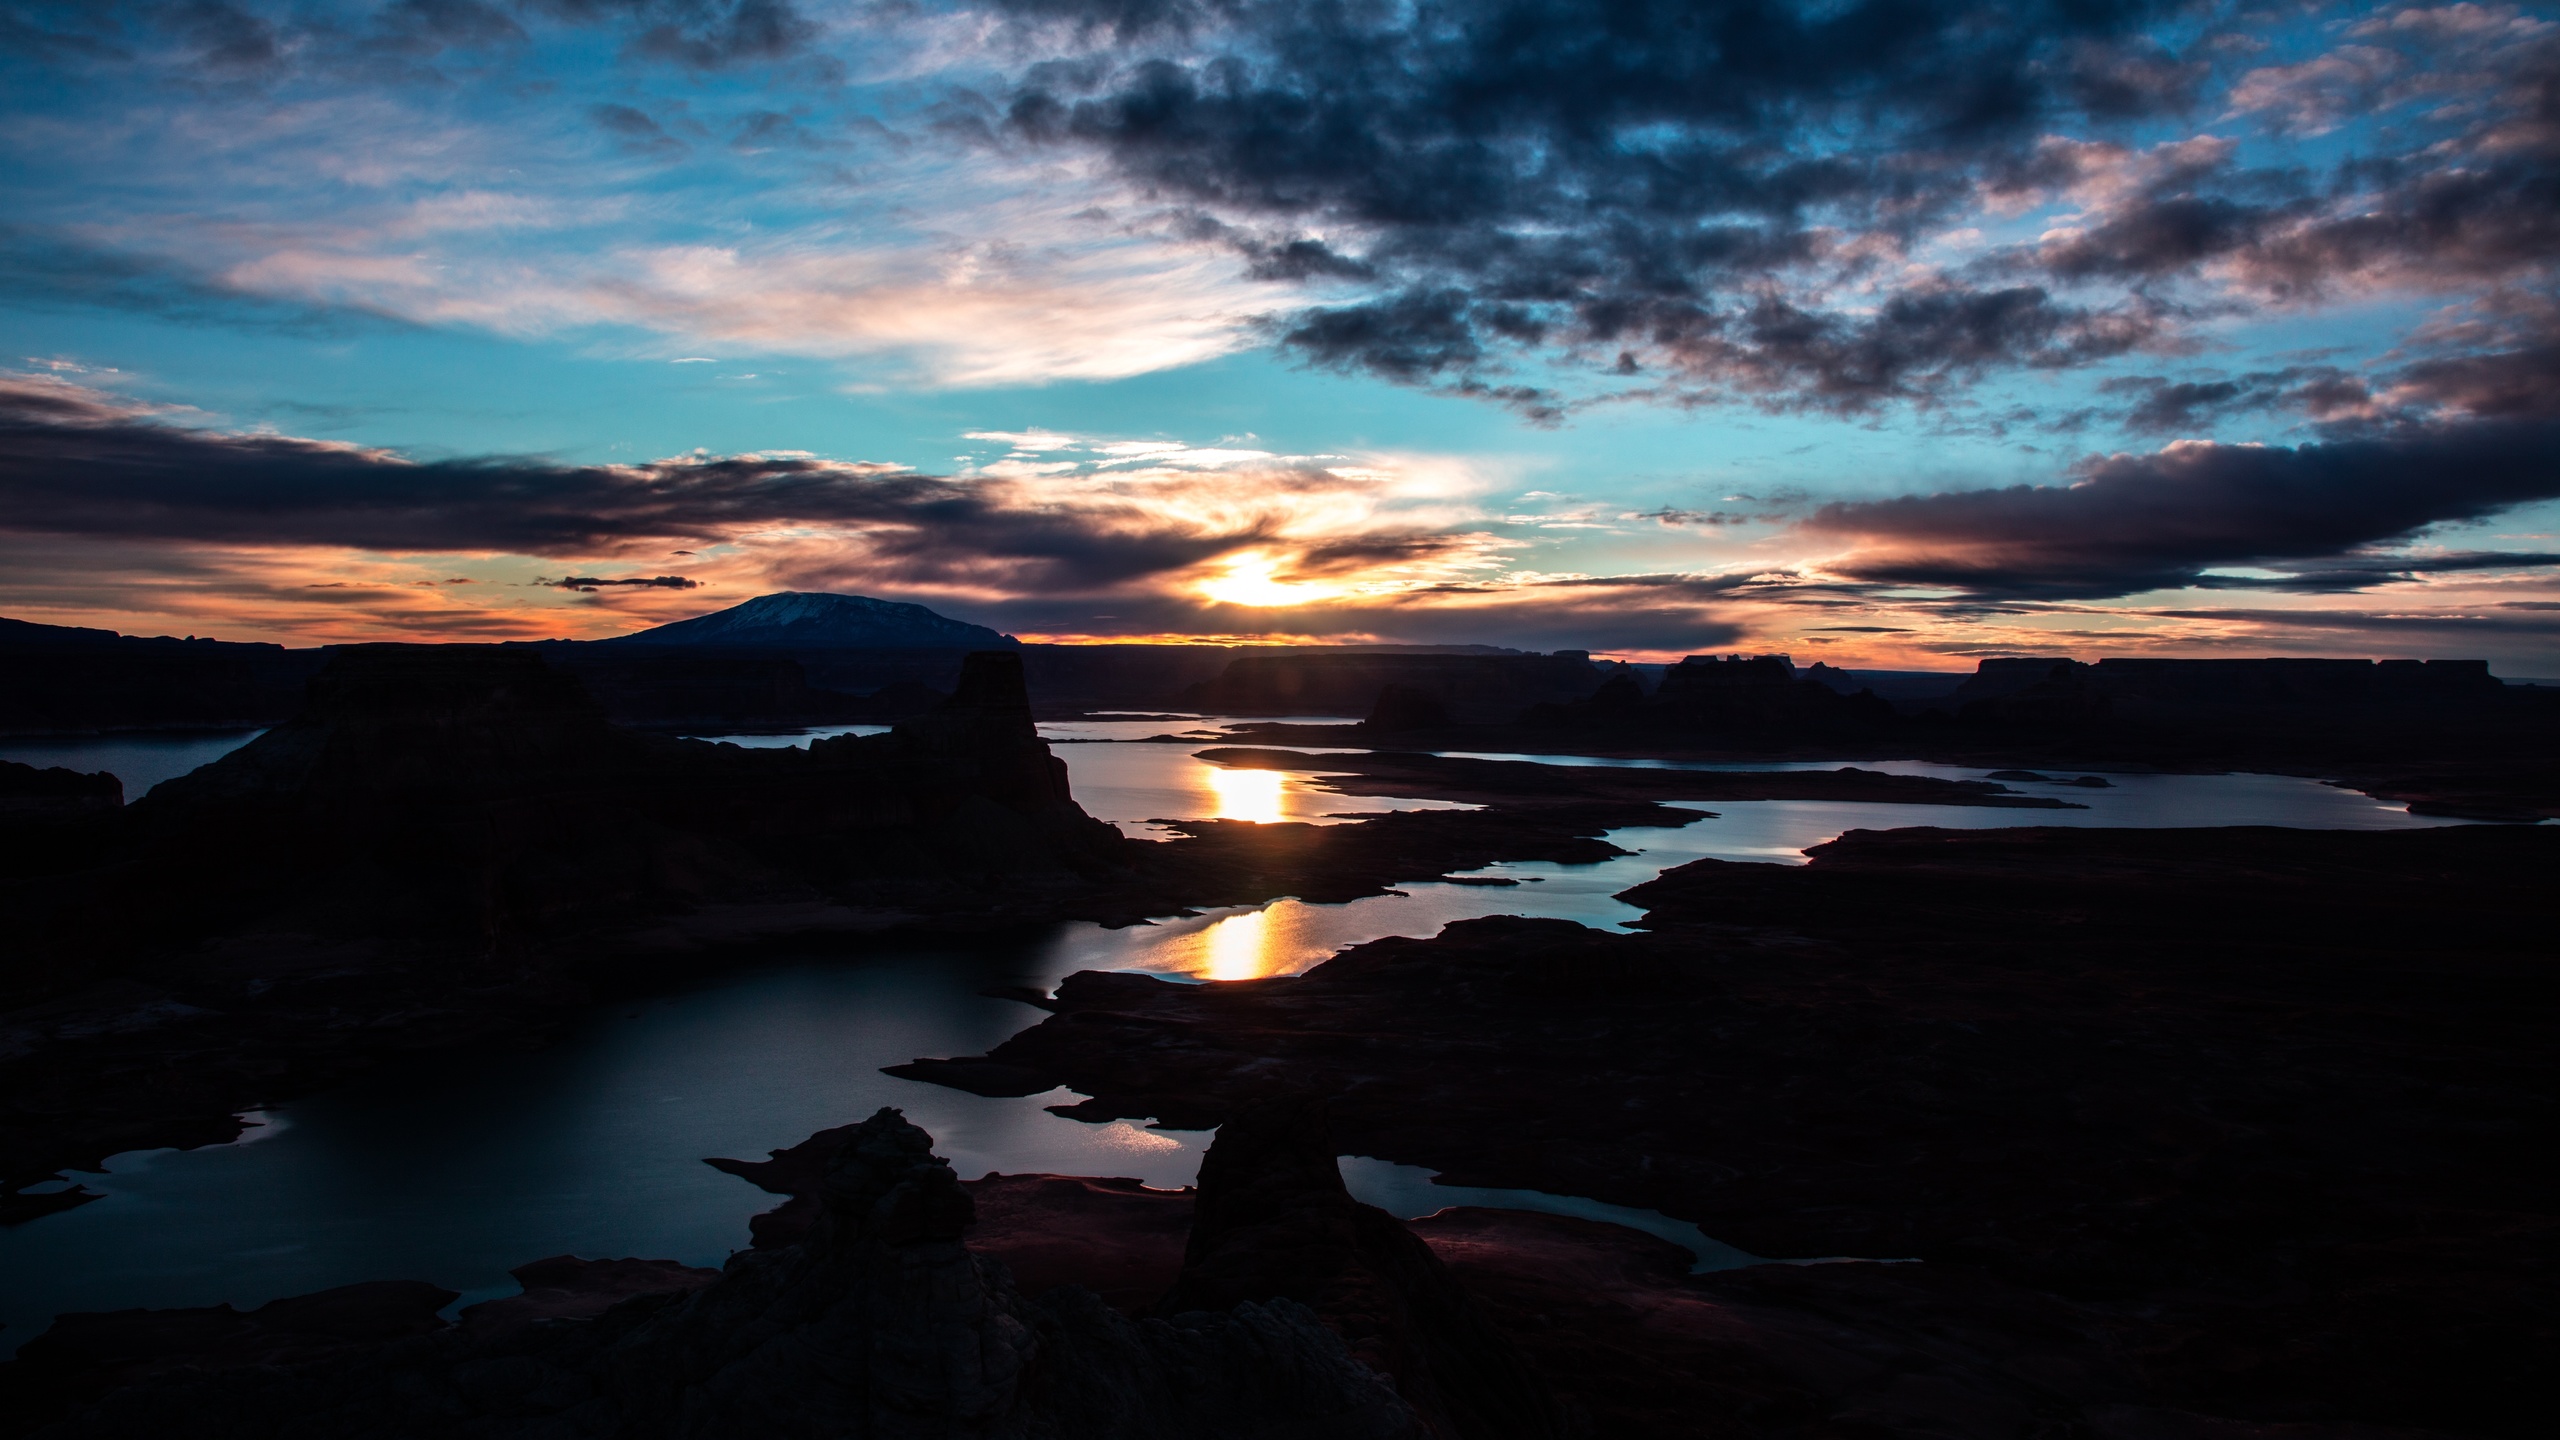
[909,824,2557,1440]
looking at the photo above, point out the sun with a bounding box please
[1196,550,1348,608]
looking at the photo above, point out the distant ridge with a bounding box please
[608,592,1017,649]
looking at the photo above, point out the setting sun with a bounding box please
[1195,551,1351,609]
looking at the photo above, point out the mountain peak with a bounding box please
[610,592,1017,650]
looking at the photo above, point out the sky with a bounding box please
[1,0,2555,669]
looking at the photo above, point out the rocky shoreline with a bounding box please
[907,823,2556,1439]
[0,650,2097,1217]
[4,647,2549,1438]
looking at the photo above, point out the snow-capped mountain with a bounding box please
[609,593,1017,649]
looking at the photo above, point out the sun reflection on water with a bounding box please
[1200,906,1278,981]
[1204,763,1286,823]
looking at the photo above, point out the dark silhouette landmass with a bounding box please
[16,603,2548,822]
[0,1109,1432,1439]
[0,617,327,734]
[0,644,1126,1213]
[3,627,2550,1439]
[0,646,2082,1225]
[1179,651,1632,722]
[910,824,2555,1440]
[1234,651,2560,820]
[0,758,121,815]
[0,610,1541,734]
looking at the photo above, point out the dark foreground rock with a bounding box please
[0,644,1140,1201]
[701,1104,1564,1440]
[912,824,2557,1439]
[3,1109,1424,1440]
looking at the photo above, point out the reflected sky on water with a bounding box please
[0,729,264,797]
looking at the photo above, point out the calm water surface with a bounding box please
[0,729,266,797]
[0,720,2467,1353]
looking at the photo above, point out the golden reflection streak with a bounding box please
[1200,906,1278,982]
[1204,763,1286,823]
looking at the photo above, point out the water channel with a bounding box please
[0,721,2463,1353]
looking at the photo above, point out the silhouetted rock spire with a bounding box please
[1161,1101,1567,1440]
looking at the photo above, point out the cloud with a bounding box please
[541,573,702,589]
[0,371,1783,651]
[2012,19,2560,305]
[0,225,390,335]
[591,103,688,158]
[986,0,2178,404]
[0,371,1491,594]
[1803,419,2560,597]
[985,0,2560,417]
[617,0,819,69]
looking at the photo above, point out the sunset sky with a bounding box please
[2,0,2554,667]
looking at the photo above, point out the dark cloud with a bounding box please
[514,0,824,70]
[0,3,130,62]
[0,0,814,83]
[620,0,816,68]
[1633,498,1800,527]
[2388,340,2560,423]
[991,0,2560,422]
[167,0,284,74]
[2009,24,2560,307]
[0,377,1407,595]
[0,377,1768,649]
[996,0,2197,407]
[541,574,700,589]
[2186,551,2560,594]
[591,102,688,156]
[2097,366,2377,434]
[2145,605,2560,639]
[1805,419,2560,597]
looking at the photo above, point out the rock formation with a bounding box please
[6,1110,1424,1440]
[1523,653,1897,740]
[909,823,2558,1440]
[1156,1102,1565,1440]
[0,616,326,734]
[1181,651,1622,721]
[0,758,119,814]
[0,645,1132,1201]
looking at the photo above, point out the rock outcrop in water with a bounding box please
[5,1109,1424,1440]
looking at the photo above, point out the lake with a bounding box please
[0,721,2466,1353]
